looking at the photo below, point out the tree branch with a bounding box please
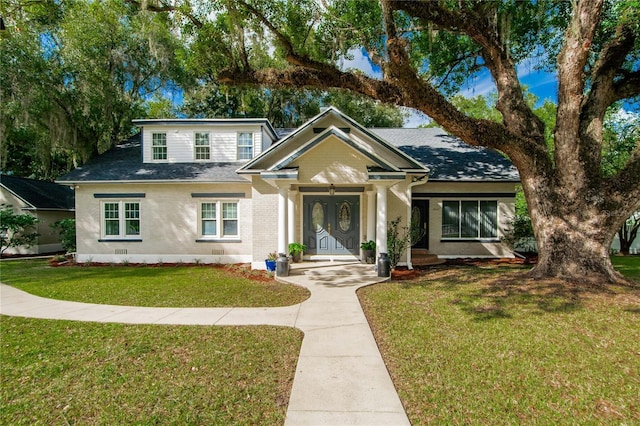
[613,69,640,101]
[585,22,636,116]
[222,0,552,177]
[234,0,333,73]
[123,0,203,28]
[217,64,550,176]
[553,0,604,193]
[609,145,640,210]
[380,0,413,81]
[388,1,546,145]
[226,0,249,71]
[580,19,636,180]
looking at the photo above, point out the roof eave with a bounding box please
[56,179,251,185]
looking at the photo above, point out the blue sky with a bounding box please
[339,48,560,128]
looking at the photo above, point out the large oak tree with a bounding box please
[146,0,639,284]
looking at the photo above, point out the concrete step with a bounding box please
[411,249,446,266]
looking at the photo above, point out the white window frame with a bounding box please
[199,200,240,239]
[441,200,498,240]
[152,132,167,161]
[194,132,210,160]
[101,200,141,240]
[237,132,254,160]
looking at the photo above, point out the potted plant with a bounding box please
[360,240,376,264]
[288,242,307,263]
[265,252,277,271]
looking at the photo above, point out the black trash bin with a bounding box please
[276,253,290,277]
[377,252,390,277]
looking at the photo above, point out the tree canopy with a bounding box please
[1,0,184,178]
[0,0,407,179]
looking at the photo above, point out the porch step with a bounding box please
[411,249,446,266]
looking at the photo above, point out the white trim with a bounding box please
[100,200,142,240]
[197,200,240,240]
[237,132,254,161]
[376,184,388,258]
[193,131,211,161]
[151,132,168,162]
[278,187,288,254]
[0,185,37,210]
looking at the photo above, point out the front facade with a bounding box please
[58,107,519,268]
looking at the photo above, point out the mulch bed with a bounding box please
[444,255,538,266]
[390,256,538,281]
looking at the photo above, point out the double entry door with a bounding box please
[303,195,360,256]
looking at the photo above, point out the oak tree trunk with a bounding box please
[519,166,630,284]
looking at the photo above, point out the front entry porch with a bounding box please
[274,185,393,264]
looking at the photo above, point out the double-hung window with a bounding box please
[194,132,210,160]
[152,133,167,160]
[237,132,253,160]
[102,201,141,239]
[200,201,239,238]
[442,200,498,240]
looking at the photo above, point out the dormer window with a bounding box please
[152,133,167,160]
[194,132,210,160]
[237,132,254,160]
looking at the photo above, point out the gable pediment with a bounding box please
[238,107,428,175]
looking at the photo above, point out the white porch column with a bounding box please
[376,184,388,257]
[287,189,297,246]
[278,186,288,255]
[367,190,376,242]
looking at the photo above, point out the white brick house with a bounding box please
[58,107,519,268]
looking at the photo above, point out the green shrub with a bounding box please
[52,218,76,253]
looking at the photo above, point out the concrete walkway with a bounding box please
[0,261,409,425]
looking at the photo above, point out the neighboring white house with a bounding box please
[57,107,520,268]
[0,174,75,254]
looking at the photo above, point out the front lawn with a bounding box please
[0,316,302,425]
[359,257,640,424]
[0,260,309,307]
[611,255,640,280]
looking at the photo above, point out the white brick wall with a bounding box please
[75,182,254,264]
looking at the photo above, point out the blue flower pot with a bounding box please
[265,260,276,271]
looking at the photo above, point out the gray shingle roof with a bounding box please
[57,126,519,183]
[1,174,75,210]
[57,141,248,183]
[371,128,519,181]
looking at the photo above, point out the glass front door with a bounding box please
[303,195,360,255]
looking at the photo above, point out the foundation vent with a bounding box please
[115,249,128,255]
[211,249,225,255]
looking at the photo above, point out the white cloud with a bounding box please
[457,70,497,98]
[338,48,381,78]
[403,108,431,128]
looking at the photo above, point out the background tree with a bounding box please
[617,212,640,256]
[0,0,183,179]
[181,83,405,127]
[0,0,406,179]
[0,205,39,255]
[151,0,640,284]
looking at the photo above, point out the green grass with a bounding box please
[611,255,640,280]
[1,316,302,425]
[0,259,309,307]
[358,258,640,424]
